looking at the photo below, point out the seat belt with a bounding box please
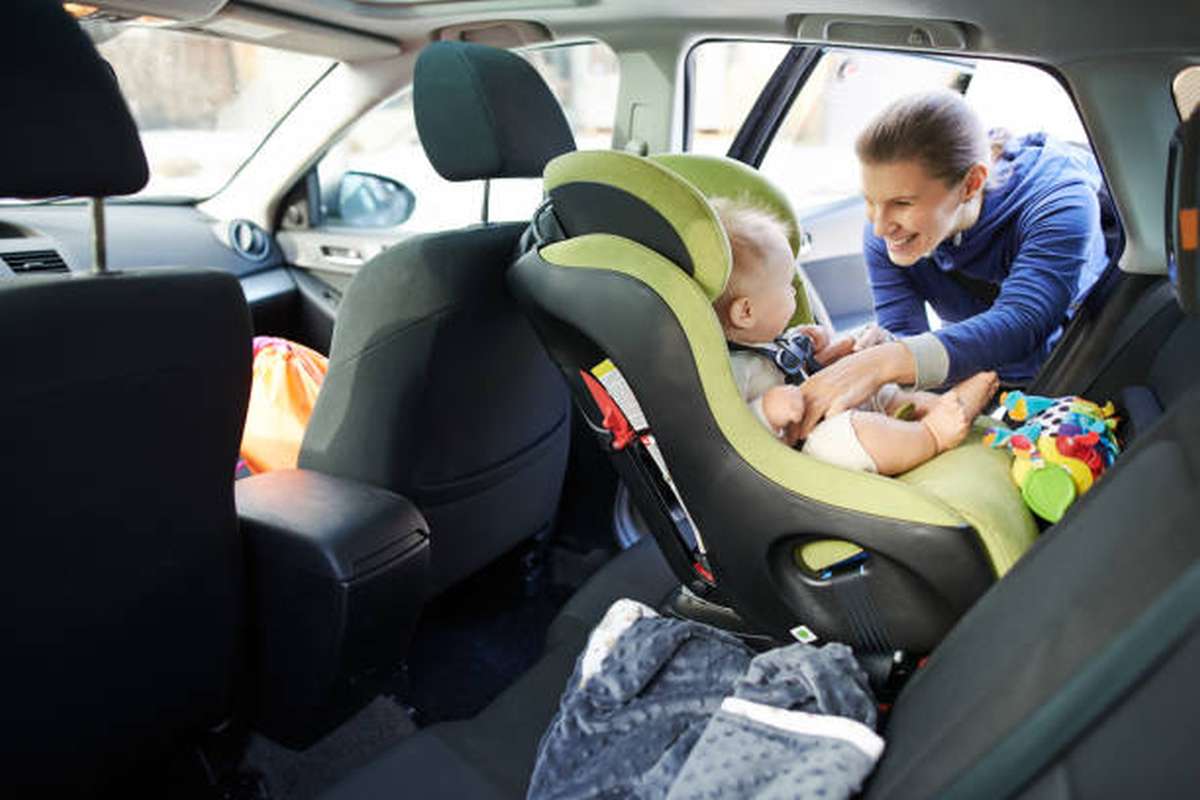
[939,559,1200,800]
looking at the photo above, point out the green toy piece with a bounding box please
[1020,464,1077,523]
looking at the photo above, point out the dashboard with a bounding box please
[0,202,278,278]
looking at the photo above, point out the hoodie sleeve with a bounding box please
[864,226,930,337]
[933,179,1100,384]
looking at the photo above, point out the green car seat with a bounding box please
[510,150,1038,653]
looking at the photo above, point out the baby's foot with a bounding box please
[954,371,1000,419]
[921,391,971,452]
[920,372,999,453]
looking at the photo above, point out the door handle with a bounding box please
[319,244,364,267]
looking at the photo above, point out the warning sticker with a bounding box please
[591,359,648,431]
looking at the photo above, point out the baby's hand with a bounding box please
[762,385,807,443]
[791,323,854,366]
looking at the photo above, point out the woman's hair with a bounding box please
[855,90,989,186]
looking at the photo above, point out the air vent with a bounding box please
[2,249,68,274]
[228,219,272,263]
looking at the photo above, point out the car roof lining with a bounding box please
[246,0,1197,66]
[189,0,1200,277]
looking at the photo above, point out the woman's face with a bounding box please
[860,158,967,267]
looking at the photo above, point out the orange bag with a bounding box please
[238,336,328,475]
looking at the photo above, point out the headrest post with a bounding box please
[90,197,108,275]
[481,178,491,224]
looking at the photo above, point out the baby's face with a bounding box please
[741,229,798,342]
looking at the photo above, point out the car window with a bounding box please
[687,40,793,157]
[316,40,619,231]
[95,26,333,201]
[756,49,1088,215]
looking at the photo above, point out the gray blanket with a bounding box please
[528,600,882,800]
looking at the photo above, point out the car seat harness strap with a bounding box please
[728,332,822,385]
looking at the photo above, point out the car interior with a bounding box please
[3,0,1199,798]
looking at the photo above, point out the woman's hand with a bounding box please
[851,323,895,352]
[796,341,917,437]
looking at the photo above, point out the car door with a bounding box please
[688,42,974,332]
[275,40,622,352]
[689,42,1090,335]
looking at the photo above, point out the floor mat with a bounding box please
[400,543,576,723]
[242,696,418,800]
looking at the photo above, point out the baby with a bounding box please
[710,197,998,476]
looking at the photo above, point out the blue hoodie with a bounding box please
[863,133,1110,385]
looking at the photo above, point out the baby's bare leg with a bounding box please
[851,371,999,475]
[848,412,938,476]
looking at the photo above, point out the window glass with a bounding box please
[758,49,1089,214]
[490,42,620,221]
[96,27,333,200]
[318,40,620,231]
[1174,66,1200,120]
[687,40,793,156]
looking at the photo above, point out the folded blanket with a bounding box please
[528,599,883,800]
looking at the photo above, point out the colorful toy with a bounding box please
[984,391,1120,523]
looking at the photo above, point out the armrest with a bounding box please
[237,469,430,748]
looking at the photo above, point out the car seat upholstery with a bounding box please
[321,108,1200,800]
[1,2,252,791]
[298,41,574,593]
[510,148,1037,653]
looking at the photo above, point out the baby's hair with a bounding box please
[710,195,795,324]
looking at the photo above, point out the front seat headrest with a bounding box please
[414,41,575,182]
[1167,108,1200,315]
[0,0,148,199]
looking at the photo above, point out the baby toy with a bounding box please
[984,391,1120,523]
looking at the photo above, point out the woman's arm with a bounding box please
[865,229,930,336]
[794,341,917,436]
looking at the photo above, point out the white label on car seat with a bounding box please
[591,359,648,431]
[790,624,819,644]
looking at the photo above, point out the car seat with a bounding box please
[298,41,575,593]
[509,148,1037,653]
[1,1,252,791]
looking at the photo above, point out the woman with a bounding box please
[796,90,1111,436]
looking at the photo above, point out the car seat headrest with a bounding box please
[414,42,576,182]
[1167,109,1200,316]
[650,154,804,258]
[0,0,148,199]
[543,150,732,301]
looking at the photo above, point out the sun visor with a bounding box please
[0,1,148,199]
[1166,110,1200,315]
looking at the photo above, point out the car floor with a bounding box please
[241,432,623,800]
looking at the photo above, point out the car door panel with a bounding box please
[797,196,876,332]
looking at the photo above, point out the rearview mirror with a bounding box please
[336,171,416,228]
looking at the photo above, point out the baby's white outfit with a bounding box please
[729,348,899,473]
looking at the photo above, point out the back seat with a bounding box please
[321,536,676,799]
[320,102,1200,800]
